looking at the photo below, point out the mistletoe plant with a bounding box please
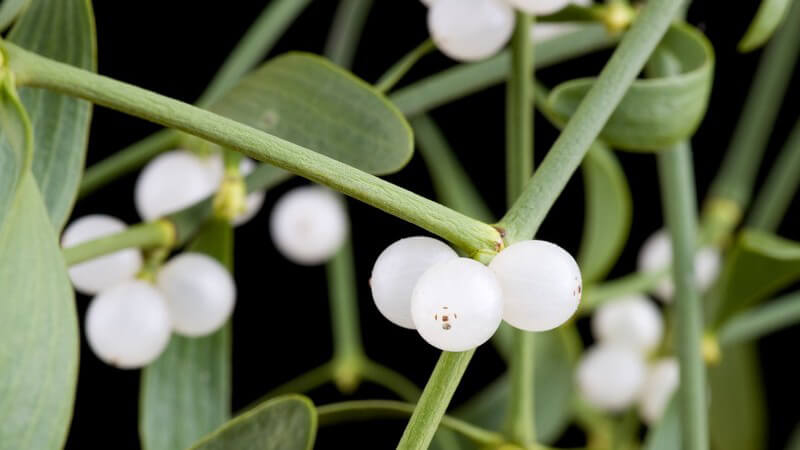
[2,0,800,449]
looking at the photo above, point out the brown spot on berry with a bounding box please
[442,323,451,330]
[442,315,449,322]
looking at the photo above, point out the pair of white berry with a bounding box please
[371,237,582,352]
[422,0,587,62]
[62,215,236,369]
[135,149,264,225]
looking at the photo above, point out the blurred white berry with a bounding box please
[592,295,663,354]
[638,358,680,424]
[135,150,218,220]
[371,237,458,329]
[505,0,571,15]
[528,0,592,42]
[411,257,503,351]
[206,155,265,226]
[85,280,171,369]
[61,215,143,295]
[156,252,236,337]
[576,343,646,411]
[269,186,348,265]
[428,0,514,62]
[489,240,582,331]
[637,229,721,302]
[420,0,437,6]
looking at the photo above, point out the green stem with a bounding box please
[497,0,685,243]
[359,361,422,403]
[718,290,800,346]
[579,269,668,314]
[505,12,536,449]
[260,364,333,401]
[746,117,800,231]
[397,350,475,450]
[317,400,506,447]
[375,39,435,94]
[62,219,175,266]
[706,0,800,212]
[657,142,708,450]
[6,43,502,259]
[324,0,374,69]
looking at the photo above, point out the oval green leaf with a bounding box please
[189,394,317,450]
[209,52,413,175]
[140,219,233,450]
[0,172,79,449]
[8,0,96,231]
[578,143,632,282]
[0,0,28,31]
[739,0,794,52]
[546,23,714,151]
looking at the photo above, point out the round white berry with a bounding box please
[638,358,680,424]
[269,186,348,265]
[489,240,582,332]
[592,295,663,354]
[61,215,143,295]
[135,150,218,220]
[411,257,503,351]
[505,0,571,15]
[428,0,514,62]
[576,343,646,411]
[156,252,236,336]
[637,229,721,302]
[371,237,459,329]
[85,280,171,369]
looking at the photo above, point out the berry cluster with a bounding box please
[371,237,582,351]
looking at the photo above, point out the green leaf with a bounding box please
[454,329,576,444]
[0,72,33,228]
[787,422,800,450]
[642,399,681,450]
[0,0,28,30]
[140,219,233,450]
[0,172,79,449]
[578,144,632,282]
[189,394,317,450]
[709,344,766,450]
[708,229,800,327]
[739,0,794,52]
[209,52,413,175]
[546,23,714,151]
[7,0,96,231]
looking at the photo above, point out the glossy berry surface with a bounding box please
[428,0,514,62]
[135,150,218,220]
[592,294,664,353]
[576,343,646,411]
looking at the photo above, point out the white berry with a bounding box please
[576,343,646,411]
[420,0,437,6]
[592,295,663,354]
[489,240,582,332]
[411,257,503,351]
[61,215,143,295]
[428,0,514,62]
[638,358,680,424]
[85,280,171,369]
[156,252,236,336]
[505,0,571,15]
[269,186,348,265]
[637,229,721,302]
[528,0,592,42]
[371,237,459,329]
[135,150,218,220]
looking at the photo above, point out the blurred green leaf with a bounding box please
[189,394,317,450]
[708,229,800,327]
[0,0,28,30]
[578,144,632,282]
[547,23,713,151]
[0,73,32,227]
[642,399,681,450]
[140,219,233,450]
[209,52,413,175]
[739,0,795,52]
[7,0,96,231]
[709,344,766,450]
[787,422,800,449]
[0,173,79,449]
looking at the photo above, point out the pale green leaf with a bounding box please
[8,0,96,231]
[547,23,714,151]
[0,0,29,30]
[787,422,800,450]
[0,74,32,227]
[642,399,681,450]
[739,0,794,52]
[209,52,413,175]
[578,144,632,282]
[0,172,79,448]
[140,219,233,450]
[189,394,317,450]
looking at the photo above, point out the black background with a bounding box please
[62,0,800,449]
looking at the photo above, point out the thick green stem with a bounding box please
[359,361,422,403]
[6,43,502,259]
[498,0,685,243]
[657,143,708,450]
[746,118,800,231]
[62,219,175,266]
[505,12,536,449]
[375,39,435,94]
[579,269,668,314]
[706,0,800,211]
[396,350,474,450]
[718,290,800,346]
[324,0,373,69]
